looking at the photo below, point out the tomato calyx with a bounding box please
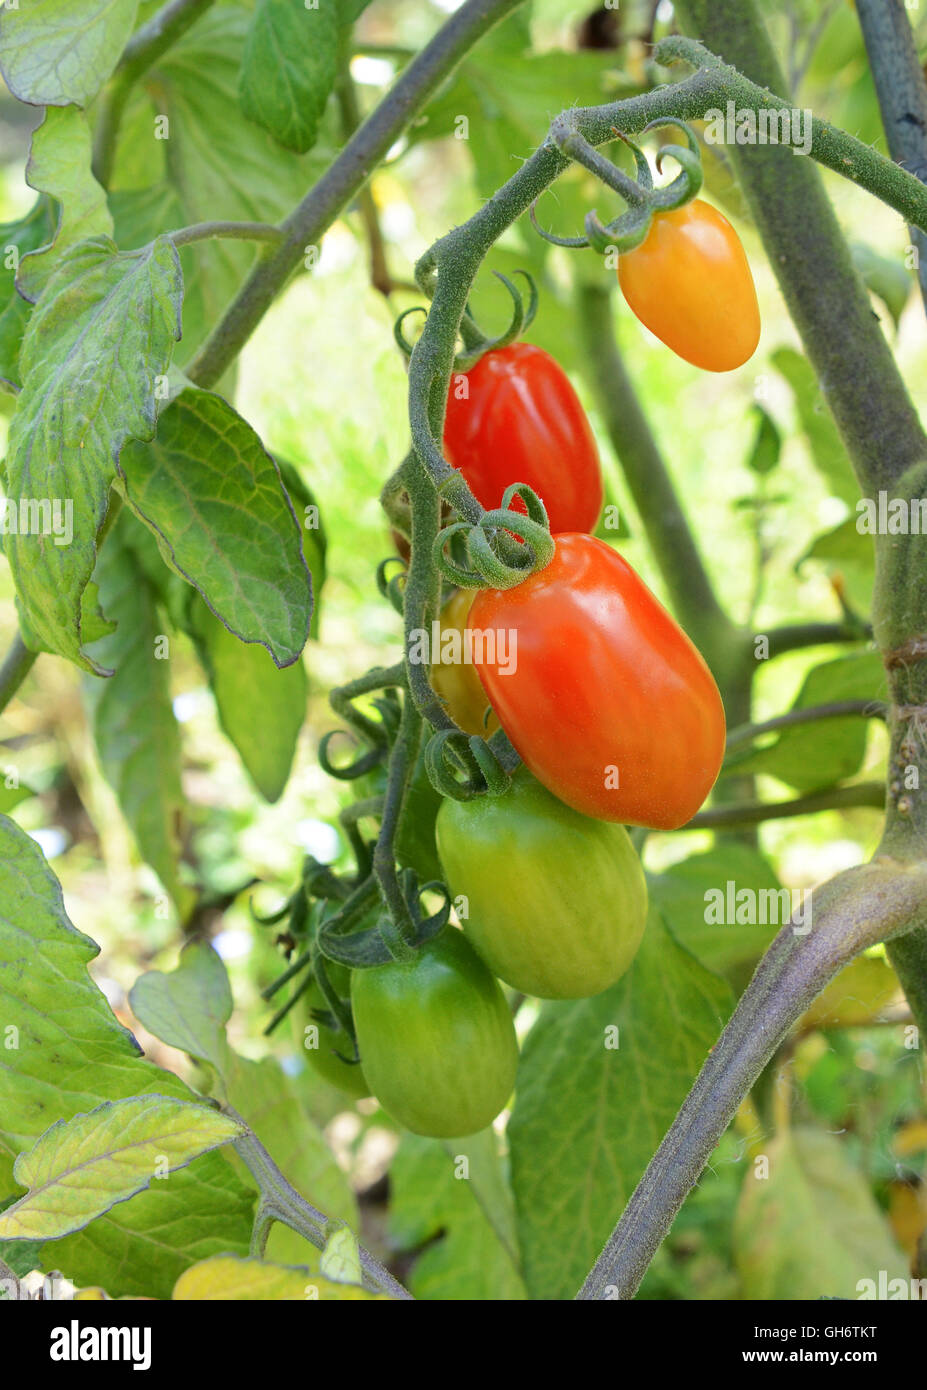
[532,116,704,257]
[433,481,554,589]
[393,267,538,374]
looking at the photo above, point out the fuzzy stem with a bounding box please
[577,860,927,1299]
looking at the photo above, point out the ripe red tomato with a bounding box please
[443,343,603,533]
[617,199,760,372]
[468,533,726,829]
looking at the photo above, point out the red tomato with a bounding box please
[468,533,725,829]
[617,199,760,372]
[443,343,603,533]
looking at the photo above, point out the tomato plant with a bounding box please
[1,0,924,1325]
[436,767,648,998]
[469,533,727,829]
[443,343,604,533]
[617,199,761,371]
[351,928,518,1138]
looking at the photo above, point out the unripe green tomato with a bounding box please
[292,964,370,1099]
[351,929,518,1138]
[436,767,648,999]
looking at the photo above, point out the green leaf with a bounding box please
[128,942,357,1261]
[389,1133,526,1300]
[734,1127,908,1299]
[109,7,336,367]
[337,0,374,21]
[275,458,326,640]
[508,914,731,1300]
[0,814,254,1298]
[128,940,233,1074]
[0,200,56,391]
[84,515,189,912]
[120,389,312,669]
[728,650,886,793]
[0,0,139,107]
[18,107,113,301]
[851,241,912,330]
[797,515,873,617]
[771,346,857,505]
[320,1226,361,1285]
[190,599,307,803]
[0,1098,243,1242]
[746,403,781,475]
[649,844,783,974]
[0,781,34,816]
[239,0,339,154]
[5,236,182,672]
[410,22,628,204]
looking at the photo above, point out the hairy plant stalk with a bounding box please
[188,0,527,389]
[231,1119,412,1300]
[856,0,927,312]
[577,860,927,1299]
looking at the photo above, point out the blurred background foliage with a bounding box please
[0,0,925,1299]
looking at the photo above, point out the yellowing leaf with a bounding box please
[173,1256,389,1301]
[734,1128,908,1300]
[0,1097,244,1242]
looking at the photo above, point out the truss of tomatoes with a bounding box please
[350,204,750,1139]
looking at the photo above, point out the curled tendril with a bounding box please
[433,483,554,589]
[376,555,407,614]
[584,205,652,255]
[318,729,386,780]
[647,129,704,210]
[425,728,484,799]
[532,117,704,257]
[529,198,591,248]
[424,726,513,802]
[611,128,654,192]
[467,735,513,795]
[452,270,538,370]
[394,304,427,358]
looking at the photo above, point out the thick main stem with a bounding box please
[855,0,927,312]
[671,4,927,499]
[578,860,927,1299]
[188,0,527,389]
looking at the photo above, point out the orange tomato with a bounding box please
[430,588,499,737]
[617,199,760,372]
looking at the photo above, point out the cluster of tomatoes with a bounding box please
[308,199,757,1138]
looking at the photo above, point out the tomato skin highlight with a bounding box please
[617,200,760,372]
[443,342,603,534]
[469,533,726,830]
[430,588,500,738]
[436,767,648,999]
[351,929,518,1138]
